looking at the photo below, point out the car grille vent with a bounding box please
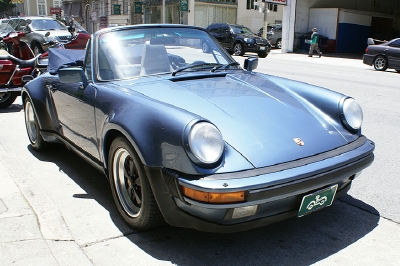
[162,168,180,198]
[56,35,72,42]
[256,39,268,45]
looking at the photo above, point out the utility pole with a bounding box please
[257,1,269,39]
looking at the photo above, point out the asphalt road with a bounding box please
[0,50,399,266]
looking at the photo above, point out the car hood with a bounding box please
[30,29,70,38]
[116,73,350,168]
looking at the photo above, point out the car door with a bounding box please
[219,24,233,49]
[386,39,400,69]
[50,45,101,161]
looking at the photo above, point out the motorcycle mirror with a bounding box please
[45,32,50,37]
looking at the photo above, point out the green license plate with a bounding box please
[298,184,338,217]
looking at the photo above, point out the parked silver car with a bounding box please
[6,16,72,55]
[258,24,282,49]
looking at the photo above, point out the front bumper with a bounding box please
[146,136,374,233]
[245,43,270,54]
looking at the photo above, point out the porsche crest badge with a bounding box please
[293,138,304,146]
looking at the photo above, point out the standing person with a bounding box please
[308,28,322,58]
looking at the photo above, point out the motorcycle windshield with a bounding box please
[0,23,15,38]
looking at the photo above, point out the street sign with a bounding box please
[180,0,188,12]
[50,7,61,15]
[263,0,287,5]
[100,16,107,28]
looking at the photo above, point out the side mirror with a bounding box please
[22,26,30,33]
[58,68,88,89]
[243,57,258,72]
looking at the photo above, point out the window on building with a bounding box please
[246,0,254,10]
[268,4,278,12]
[38,0,46,15]
[99,0,105,16]
[123,0,128,14]
[53,0,61,8]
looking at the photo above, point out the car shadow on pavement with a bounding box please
[0,103,23,113]
[29,145,380,266]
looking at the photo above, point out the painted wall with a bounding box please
[308,8,338,39]
[336,10,372,53]
[295,0,399,34]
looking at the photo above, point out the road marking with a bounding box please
[315,70,361,77]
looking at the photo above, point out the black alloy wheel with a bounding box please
[233,42,245,56]
[276,39,282,49]
[202,41,210,53]
[108,137,164,231]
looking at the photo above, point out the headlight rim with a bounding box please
[339,97,363,132]
[183,120,224,167]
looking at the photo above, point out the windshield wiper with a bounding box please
[172,62,219,76]
[210,62,240,72]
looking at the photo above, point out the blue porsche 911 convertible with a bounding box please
[22,24,374,233]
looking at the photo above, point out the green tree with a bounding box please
[0,0,14,18]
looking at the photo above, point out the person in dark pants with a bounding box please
[308,28,322,58]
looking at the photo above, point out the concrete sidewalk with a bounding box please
[0,153,93,266]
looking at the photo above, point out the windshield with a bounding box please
[231,25,254,35]
[30,19,67,31]
[97,27,239,80]
[0,23,15,37]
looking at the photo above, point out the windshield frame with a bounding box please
[93,25,240,82]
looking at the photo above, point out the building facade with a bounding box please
[18,0,282,34]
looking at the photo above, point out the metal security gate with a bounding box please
[194,4,237,28]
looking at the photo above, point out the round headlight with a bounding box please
[341,98,363,131]
[188,122,224,164]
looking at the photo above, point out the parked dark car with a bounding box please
[363,38,400,72]
[22,24,374,233]
[258,24,282,49]
[204,23,271,58]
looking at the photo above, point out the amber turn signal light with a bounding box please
[182,186,245,204]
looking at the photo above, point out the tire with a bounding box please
[276,39,282,49]
[108,137,164,231]
[202,41,210,53]
[233,42,245,56]
[24,97,49,150]
[32,43,44,56]
[0,91,18,109]
[258,52,267,58]
[373,55,388,71]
